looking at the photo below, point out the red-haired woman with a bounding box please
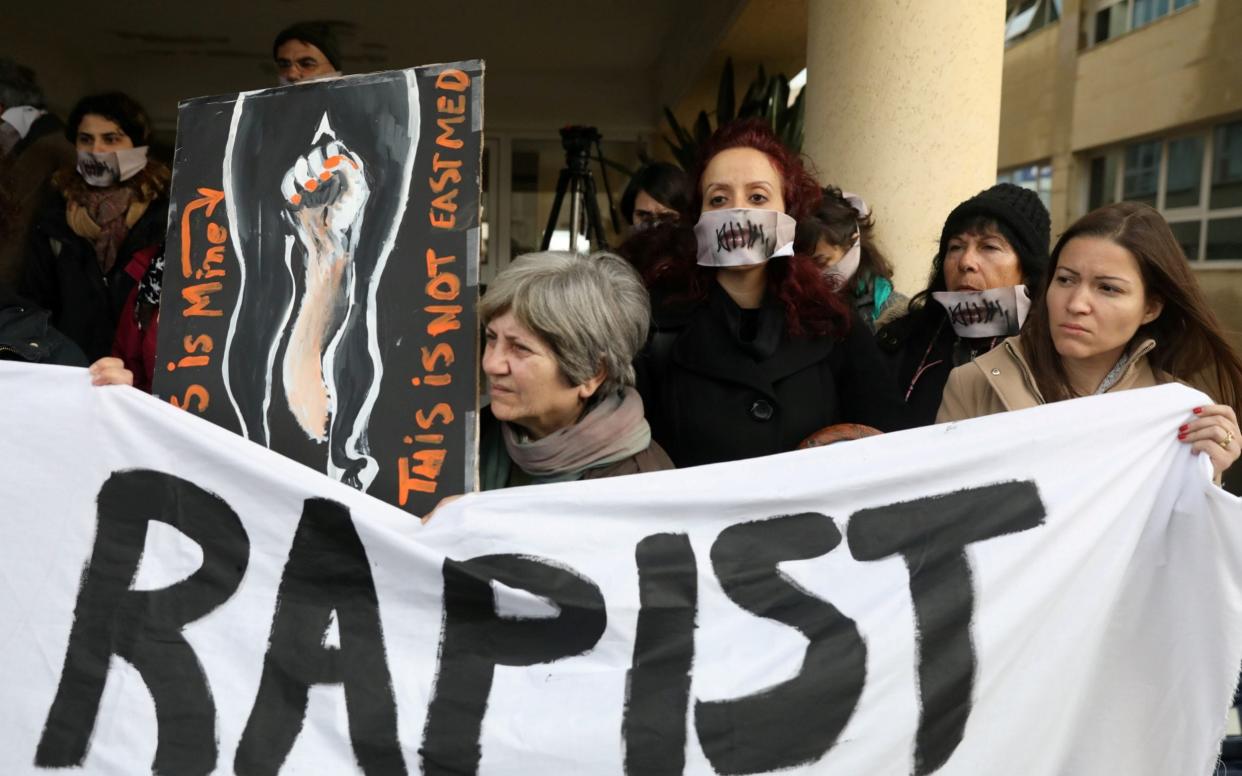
[637,119,908,467]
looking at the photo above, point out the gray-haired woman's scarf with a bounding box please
[501,387,651,483]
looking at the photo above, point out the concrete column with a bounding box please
[803,0,1006,294]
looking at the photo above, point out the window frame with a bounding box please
[1084,0,1197,48]
[997,161,1054,212]
[1079,119,1242,265]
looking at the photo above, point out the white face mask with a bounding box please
[277,70,344,86]
[821,191,871,288]
[932,285,1032,338]
[76,146,149,187]
[823,239,862,289]
[694,208,797,268]
[1,106,46,140]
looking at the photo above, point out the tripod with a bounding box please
[540,126,616,253]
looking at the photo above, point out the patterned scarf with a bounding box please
[501,388,652,481]
[65,185,143,273]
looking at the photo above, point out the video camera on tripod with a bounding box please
[539,125,620,253]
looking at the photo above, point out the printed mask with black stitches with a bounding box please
[694,208,797,268]
[76,146,150,188]
[932,285,1031,338]
[822,191,870,289]
[823,239,862,289]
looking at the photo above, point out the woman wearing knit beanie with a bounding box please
[876,182,1051,426]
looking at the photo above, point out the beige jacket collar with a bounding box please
[976,336,1160,413]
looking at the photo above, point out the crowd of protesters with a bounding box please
[1,21,1240,493]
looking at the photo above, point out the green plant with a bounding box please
[663,58,806,171]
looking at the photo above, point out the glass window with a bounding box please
[1007,0,1061,43]
[1123,141,1160,205]
[1206,217,1242,261]
[1211,120,1242,210]
[999,163,1053,211]
[508,138,638,257]
[509,144,545,257]
[1132,0,1169,28]
[1173,0,1196,9]
[1088,153,1118,211]
[1095,0,1129,43]
[1168,220,1200,262]
[1006,0,1041,41]
[1164,136,1204,208]
[1037,163,1053,210]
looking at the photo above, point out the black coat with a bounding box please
[639,284,909,468]
[19,191,168,362]
[0,285,87,366]
[876,309,1007,428]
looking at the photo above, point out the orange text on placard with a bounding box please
[170,187,228,414]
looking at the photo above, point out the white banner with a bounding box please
[1,361,1241,776]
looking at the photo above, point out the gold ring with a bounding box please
[1221,430,1235,451]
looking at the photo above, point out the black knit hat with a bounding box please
[939,182,1051,278]
[272,22,343,71]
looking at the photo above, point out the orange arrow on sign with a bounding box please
[180,187,225,278]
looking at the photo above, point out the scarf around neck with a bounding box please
[66,185,144,273]
[501,387,651,483]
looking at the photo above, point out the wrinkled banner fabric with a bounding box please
[1,361,1241,776]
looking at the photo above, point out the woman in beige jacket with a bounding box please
[938,202,1242,481]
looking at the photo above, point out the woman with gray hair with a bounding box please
[478,250,673,488]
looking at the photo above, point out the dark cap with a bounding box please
[940,182,1051,271]
[272,22,343,71]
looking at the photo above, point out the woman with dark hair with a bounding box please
[938,202,1242,481]
[19,92,168,374]
[620,162,692,230]
[795,186,908,331]
[638,119,907,468]
[877,182,1051,426]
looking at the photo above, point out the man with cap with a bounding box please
[876,182,1053,426]
[272,22,344,85]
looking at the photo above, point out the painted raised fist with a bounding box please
[280,137,370,253]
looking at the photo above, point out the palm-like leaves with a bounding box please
[663,58,806,173]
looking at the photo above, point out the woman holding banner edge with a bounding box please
[937,202,1242,483]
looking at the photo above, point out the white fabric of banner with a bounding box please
[1,362,1241,775]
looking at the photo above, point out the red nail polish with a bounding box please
[1179,425,1188,433]
[1194,407,1203,414]
[1178,433,1186,439]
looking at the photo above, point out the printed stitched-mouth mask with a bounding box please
[823,240,861,289]
[76,146,149,188]
[932,285,1031,338]
[822,191,870,288]
[694,208,797,268]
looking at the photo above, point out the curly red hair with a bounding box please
[644,119,850,338]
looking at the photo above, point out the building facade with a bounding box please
[1000,0,1242,342]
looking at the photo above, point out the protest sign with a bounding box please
[153,61,483,517]
[2,362,1240,775]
